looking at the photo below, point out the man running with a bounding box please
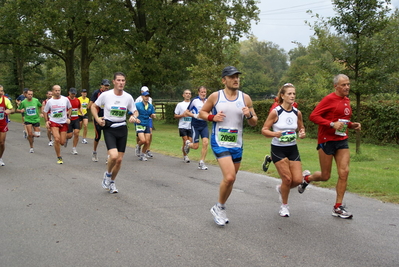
[89,79,110,162]
[174,89,192,163]
[43,85,72,164]
[78,89,90,144]
[41,90,53,146]
[199,66,258,226]
[17,89,42,153]
[65,88,82,155]
[91,72,138,194]
[0,85,14,166]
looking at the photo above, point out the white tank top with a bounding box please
[271,105,298,147]
[212,90,245,148]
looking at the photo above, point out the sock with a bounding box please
[334,203,342,209]
[217,203,225,209]
[106,172,112,178]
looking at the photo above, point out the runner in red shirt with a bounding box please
[297,74,361,219]
[65,88,82,155]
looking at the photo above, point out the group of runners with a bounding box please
[0,69,361,225]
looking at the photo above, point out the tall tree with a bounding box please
[309,0,392,153]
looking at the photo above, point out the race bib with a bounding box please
[279,130,297,143]
[183,117,192,122]
[26,107,36,116]
[110,106,127,117]
[218,127,238,145]
[136,125,146,132]
[71,108,79,117]
[52,109,64,118]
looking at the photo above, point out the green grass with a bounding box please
[10,114,399,204]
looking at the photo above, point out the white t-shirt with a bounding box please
[95,89,136,127]
[44,96,72,124]
[174,101,191,129]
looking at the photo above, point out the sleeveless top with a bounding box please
[271,105,298,147]
[211,90,245,148]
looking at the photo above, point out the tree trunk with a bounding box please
[355,92,361,154]
[81,35,90,93]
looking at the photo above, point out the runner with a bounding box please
[78,89,90,144]
[0,85,14,166]
[43,85,72,164]
[41,90,53,146]
[199,66,258,226]
[16,89,42,153]
[91,72,138,193]
[65,88,82,155]
[174,89,192,163]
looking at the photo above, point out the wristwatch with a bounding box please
[330,122,335,128]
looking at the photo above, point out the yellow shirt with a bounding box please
[0,96,13,109]
[78,96,90,115]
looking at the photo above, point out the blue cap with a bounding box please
[142,91,150,96]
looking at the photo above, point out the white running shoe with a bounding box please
[0,158,5,166]
[135,144,141,157]
[184,140,191,154]
[109,182,118,194]
[81,139,88,144]
[29,148,34,153]
[92,152,98,162]
[105,155,110,164]
[140,154,148,161]
[183,156,190,163]
[23,130,27,139]
[146,150,153,158]
[102,172,111,190]
[279,204,290,217]
[198,160,208,170]
[72,148,78,155]
[298,170,311,194]
[210,204,229,226]
[48,140,53,146]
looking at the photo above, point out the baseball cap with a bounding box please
[221,66,242,78]
[81,89,87,92]
[101,79,110,86]
[69,88,77,94]
[141,86,149,92]
[142,91,150,96]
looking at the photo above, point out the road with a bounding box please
[1,121,398,267]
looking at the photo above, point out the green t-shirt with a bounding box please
[18,98,42,124]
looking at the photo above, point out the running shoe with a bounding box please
[298,170,311,194]
[72,148,78,155]
[276,184,282,204]
[29,148,34,153]
[48,140,53,146]
[183,156,190,163]
[23,130,27,139]
[64,138,69,148]
[57,157,63,164]
[92,152,98,162]
[102,172,111,190]
[109,182,118,194]
[279,204,290,217]
[81,139,88,144]
[105,155,110,164]
[184,140,191,155]
[0,158,5,166]
[146,150,153,158]
[198,160,208,170]
[210,204,229,226]
[332,205,353,219]
[140,154,148,161]
[262,155,272,172]
[135,144,141,157]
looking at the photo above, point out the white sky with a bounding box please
[248,0,399,52]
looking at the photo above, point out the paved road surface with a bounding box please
[1,122,398,266]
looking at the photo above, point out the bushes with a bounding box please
[161,99,399,145]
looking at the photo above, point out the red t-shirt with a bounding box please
[310,92,352,144]
[67,97,81,121]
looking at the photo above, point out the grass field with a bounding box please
[10,114,399,204]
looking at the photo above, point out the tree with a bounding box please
[308,0,392,153]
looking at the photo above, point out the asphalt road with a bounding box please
[1,121,398,267]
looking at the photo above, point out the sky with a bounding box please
[248,0,399,52]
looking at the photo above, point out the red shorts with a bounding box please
[0,125,8,132]
[49,121,68,132]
